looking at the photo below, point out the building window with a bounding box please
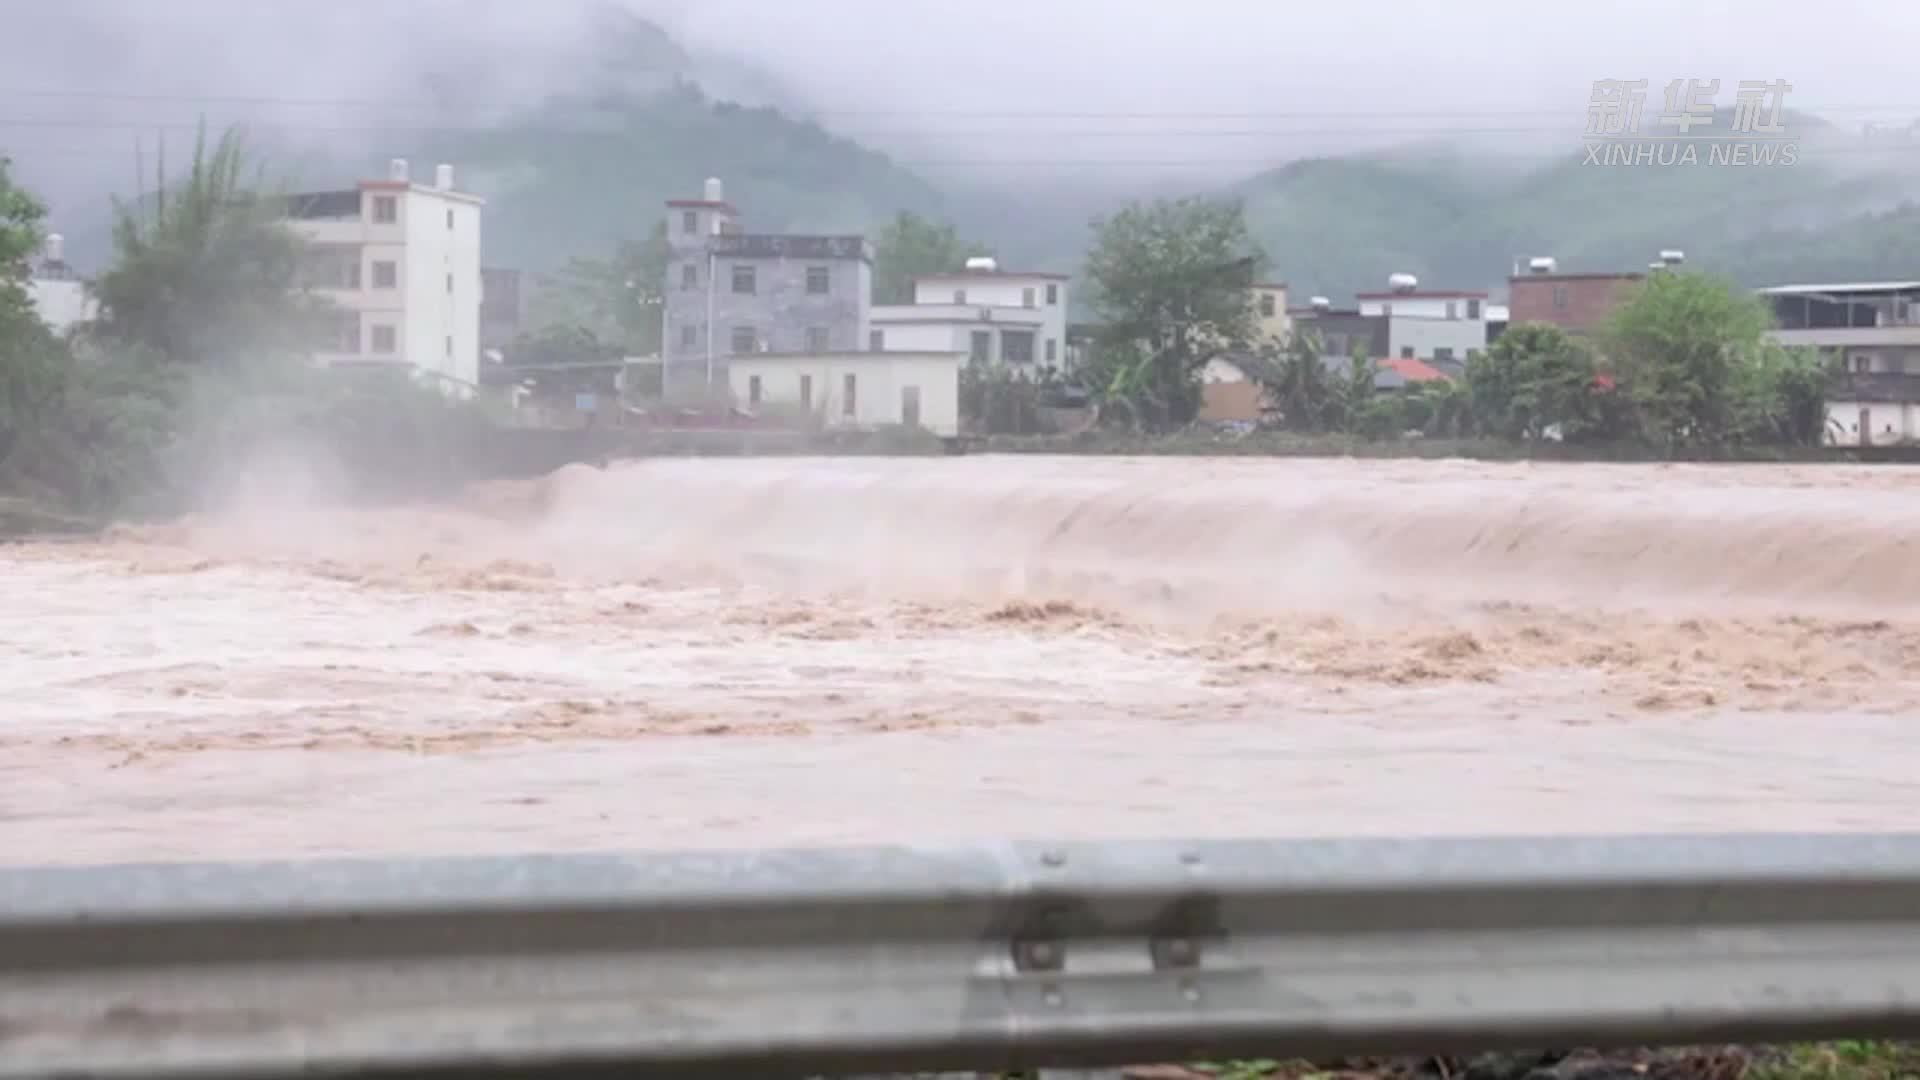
[748,375,762,405]
[800,374,813,408]
[1046,283,1059,305]
[1259,293,1276,317]
[806,266,830,295]
[681,324,697,348]
[1400,345,1414,359]
[1434,346,1454,364]
[953,289,966,304]
[843,373,857,416]
[371,196,397,224]
[806,327,830,352]
[730,326,757,354]
[322,312,360,353]
[1003,330,1035,366]
[900,385,921,427]
[732,264,756,295]
[1852,354,1871,373]
[1553,286,1569,310]
[1467,299,1482,319]
[681,264,697,290]
[444,335,453,358]
[970,330,991,367]
[372,260,397,289]
[1046,338,1058,363]
[870,329,884,351]
[446,208,454,230]
[1022,286,1036,308]
[371,325,397,354]
[682,211,698,235]
[446,272,454,295]
[1446,301,1458,320]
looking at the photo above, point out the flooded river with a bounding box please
[5,456,1918,865]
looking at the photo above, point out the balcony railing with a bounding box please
[1831,372,1920,402]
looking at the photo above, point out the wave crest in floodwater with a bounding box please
[499,456,1920,620]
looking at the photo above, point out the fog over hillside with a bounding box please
[6,0,1920,297]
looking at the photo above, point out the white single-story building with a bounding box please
[728,350,964,437]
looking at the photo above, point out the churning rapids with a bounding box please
[5,455,1918,865]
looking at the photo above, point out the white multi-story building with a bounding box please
[869,259,1071,371]
[25,233,92,334]
[1355,274,1490,367]
[285,160,484,396]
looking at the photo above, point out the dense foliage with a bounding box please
[1,133,492,521]
[1084,197,1264,431]
[871,212,987,305]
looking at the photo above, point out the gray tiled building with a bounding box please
[662,179,873,395]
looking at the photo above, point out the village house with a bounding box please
[661,178,873,397]
[728,350,962,437]
[285,159,485,398]
[1761,279,1920,446]
[1506,257,1644,336]
[25,233,91,334]
[1355,273,1490,368]
[869,258,1070,371]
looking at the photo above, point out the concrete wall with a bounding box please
[27,277,91,333]
[1251,284,1290,342]
[912,274,1068,368]
[665,250,870,391]
[292,178,482,395]
[728,352,962,436]
[869,306,1055,368]
[1829,400,1920,446]
[401,186,483,391]
[1385,314,1488,363]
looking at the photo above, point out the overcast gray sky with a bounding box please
[7,0,1920,226]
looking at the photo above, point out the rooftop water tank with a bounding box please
[964,256,998,272]
[435,163,455,190]
[1388,272,1419,293]
[1528,256,1558,274]
[389,158,409,183]
[704,177,724,202]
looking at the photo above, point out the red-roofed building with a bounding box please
[1377,356,1449,384]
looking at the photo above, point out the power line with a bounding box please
[5,85,1920,120]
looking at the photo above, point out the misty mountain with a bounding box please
[1246,113,1920,301]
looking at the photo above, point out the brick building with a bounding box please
[1507,262,1645,335]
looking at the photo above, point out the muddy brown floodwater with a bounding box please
[5,455,1919,866]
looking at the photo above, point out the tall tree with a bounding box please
[0,159,64,469]
[1603,270,1777,450]
[871,212,984,305]
[526,222,670,355]
[1085,197,1263,430]
[1465,322,1603,442]
[90,125,319,368]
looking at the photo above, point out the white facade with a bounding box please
[868,303,1052,368]
[876,271,1070,370]
[26,275,91,334]
[729,351,963,437]
[1356,291,1490,364]
[1827,401,1920,446]
[286,165,484,396]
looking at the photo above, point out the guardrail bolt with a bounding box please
[1153,937,1199,969]
[1018,939,1064,970]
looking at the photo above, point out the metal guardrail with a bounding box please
[5,835,1920,1079]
